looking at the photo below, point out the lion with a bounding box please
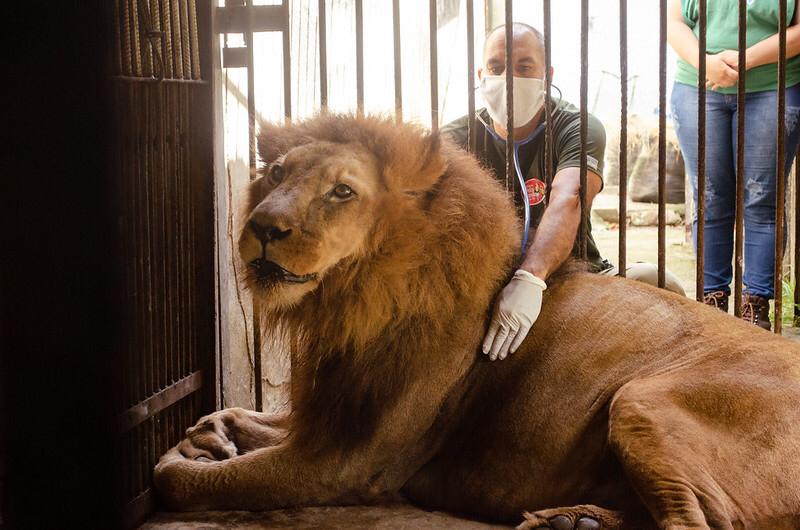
[154,115,800,530]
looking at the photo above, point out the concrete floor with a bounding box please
[141,504,513,529]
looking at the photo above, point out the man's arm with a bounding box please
[482,108,608,361]
[520,167,602,281]
[481,168,601,361]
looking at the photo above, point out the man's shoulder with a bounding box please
[440,111,485,139]
[552,98,605,139]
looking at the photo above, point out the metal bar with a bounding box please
[504,1,513,194]
[166,88,177,387]
[170,0,185,79]
[392,0,403,122]
[696,0,707,301]
[795,144,800,322]
[122,0,134,76]
[214,5,285,33]
[734,0,747,315]
[466,0,476,151]
[429,0,439,131]
[188,0,201,79]
[131,0,144,76]
[657,0,667,287]
[544,0,554,204]
[133,85,148,404]
[179,0,192,79]
[114,0,124,75]
[137,0,154,77]
[579,0,589,259]
[318,0,328,109]
[147,86,162,395]
[161,0,175,78]
[155,85,167,396]
[775,0,788,333]
[618,0,627,276]
[149,0,166,81]
[119,371,203,433]
[356,0,364,116]
[244,0,263,412]
[163,86,176,392]
[283,1,292,121]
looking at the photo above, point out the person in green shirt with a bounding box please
[667,0,800,330]
[442,23,685,362]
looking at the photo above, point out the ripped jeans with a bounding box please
[671,82,800,298]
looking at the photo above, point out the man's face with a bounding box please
[478,28,547,81]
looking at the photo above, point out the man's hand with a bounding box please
[705,53,739,90]
[482,269,547,361]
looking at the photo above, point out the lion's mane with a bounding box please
[250,115,520,453]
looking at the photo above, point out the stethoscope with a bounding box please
[476,83,563,253]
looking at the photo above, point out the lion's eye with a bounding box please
[332,183,355,200]
[269,164,285,184]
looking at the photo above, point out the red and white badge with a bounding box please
[525,178,546,206]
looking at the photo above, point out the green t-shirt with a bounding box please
[441,99,608,272]
[676,0,800,93]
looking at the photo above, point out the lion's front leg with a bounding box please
[178,407,287,462]
[154,442,354,511]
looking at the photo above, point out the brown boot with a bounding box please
[703,291,729,312]
[741,293,772,330]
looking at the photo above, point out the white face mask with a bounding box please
[479,75,545,129]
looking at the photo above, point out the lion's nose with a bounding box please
[248,219,292,246]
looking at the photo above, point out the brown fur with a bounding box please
[155,115,800,530]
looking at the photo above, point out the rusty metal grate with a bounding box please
[114,0,202,81]
[113,1,215,526]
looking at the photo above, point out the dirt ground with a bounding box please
[592,223,698,299]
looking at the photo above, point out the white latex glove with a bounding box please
[482,269,547,361]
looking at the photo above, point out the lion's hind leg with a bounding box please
[608,366,800,530]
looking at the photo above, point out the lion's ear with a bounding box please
[385,131,446,193]
[257,121,312,165]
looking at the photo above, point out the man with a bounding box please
[442,22,685,362]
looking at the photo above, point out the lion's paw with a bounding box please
[180,411,239,461]
[517,505,623,530]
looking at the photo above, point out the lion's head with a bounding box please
[239,116,447,310]
[239,115,519,359]
[239,115,520,447]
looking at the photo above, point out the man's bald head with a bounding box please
[480,22,548,81]
[483,23,545,64]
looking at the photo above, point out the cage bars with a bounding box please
[430,0,439,131]
[356,0,364,116]
[544,0,554,205]
[504,0,514,193]
[734,0,747,315]
[392,0,403,123]
[466,0,476,152]
[696,0,707,301]
[658,0,667,287]
[114,0,202,81]
[579,0,589,259]
[318,0,328,109]
[618,0,628,276]
[775,0,789,333]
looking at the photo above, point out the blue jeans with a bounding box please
[670,82,800,298]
